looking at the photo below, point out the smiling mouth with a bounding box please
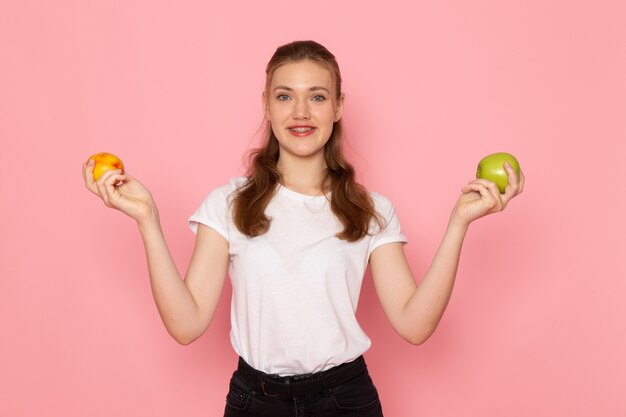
[288,126,316,137]
[289,127,315,133]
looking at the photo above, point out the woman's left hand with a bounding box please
[452,162,525,226]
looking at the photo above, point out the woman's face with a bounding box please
[265,59,344,163]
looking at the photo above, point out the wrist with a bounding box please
[136,205,160,231]
[448,209,471,234]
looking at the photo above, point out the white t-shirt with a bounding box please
[188,177,407,375]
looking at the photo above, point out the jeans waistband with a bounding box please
[236,356,367,398]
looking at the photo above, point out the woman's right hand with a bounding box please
[83,159,158,224]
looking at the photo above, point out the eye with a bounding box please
[311,95,326,102]
[276,94,290,101]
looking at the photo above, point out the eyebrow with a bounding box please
[273,86,331,93]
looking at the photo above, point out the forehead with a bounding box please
[270,60,335,90]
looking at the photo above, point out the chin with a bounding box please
[278,142,326,159]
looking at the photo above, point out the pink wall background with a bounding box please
[1,0,625,416]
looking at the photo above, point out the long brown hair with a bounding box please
[232,40,382,242]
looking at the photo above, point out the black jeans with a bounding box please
[223,356,384,416]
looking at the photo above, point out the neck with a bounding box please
[277,153,328,196]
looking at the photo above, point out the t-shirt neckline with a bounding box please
[277,184,330,202]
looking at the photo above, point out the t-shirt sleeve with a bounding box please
[188,186,231,242]
[368,193,408,256]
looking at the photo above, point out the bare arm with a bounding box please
[83,160,228,345]
[370,220,467,345]
[370,163,525,345]
[139,217,228,345]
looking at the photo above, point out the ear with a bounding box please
[334,93,345,122]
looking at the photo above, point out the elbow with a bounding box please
[169,327,204,346]
[401,325,437,346]
[404,333,430,346]
[164,316,210,346]
[175,335,196,346]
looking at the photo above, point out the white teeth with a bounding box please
[290,127,313,133]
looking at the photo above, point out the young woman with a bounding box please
[83,40,524,416]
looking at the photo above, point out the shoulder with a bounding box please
[366,191,407,241]
[189,177,249,235]
[196,176,248,209]
[367,191,404,232]
[221,176,248,194]
[369,191,397,214]
[207,176,248,199]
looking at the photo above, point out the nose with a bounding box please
[292,99,310,119]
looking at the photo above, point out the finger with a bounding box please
[83,159,99,195]
[103,170,126,186]
[463,182,500,211]
[502,163,521,200]
[100,169,125,191]
[471,181,503,212]
[102,172,128,207]
[504,162,520,189]
[95,169,122,207]
[461,182,488,195]
[119,172,137,185]
[462,183,492,208]
[470,178,503,201]
[486,182,504,212]
[502,167,526,208]
[517,170,526,194]
[461,178,493,192]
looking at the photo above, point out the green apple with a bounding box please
[476,152,520,193]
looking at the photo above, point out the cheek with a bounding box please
[317,107,337,125]
[267,104,291,122]
[269,122,282,139]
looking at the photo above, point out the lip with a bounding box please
[287,125,316,137]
